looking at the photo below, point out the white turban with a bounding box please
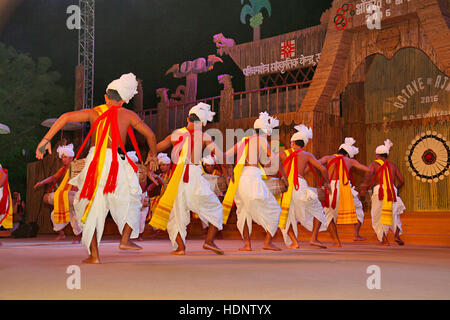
[339,137,359,158]
[188,102,215,126]
[157,153,171,165]
[291,124,313,146]
[106,73,138,103]
[127,151,139,163]
[202,155,217,166]
[253,111,279,136]
[376,139,393,155]
[57,144,74,158]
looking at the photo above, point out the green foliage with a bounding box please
[0,42,73,199]
[240,0,272,25]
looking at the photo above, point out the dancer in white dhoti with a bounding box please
[361,139,406,246]
[278,125,331,249]
[223,112,288,251]
[36,73,158,264]
[34,144,81,243]
[319,138,370,245]
[151,103,230,255]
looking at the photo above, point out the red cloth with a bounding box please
[74,106,143,200]
[0,168,11,221]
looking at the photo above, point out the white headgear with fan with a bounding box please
[57,144,74,158]
[188,102,215,126]
[254,111,279,136]
[106,73,139,103]
[291,124,313,146]
[376,139,393,155]
[339,137,359,158]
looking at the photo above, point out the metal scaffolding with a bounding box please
[78,0,95,109]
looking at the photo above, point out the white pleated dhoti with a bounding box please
[166,164,223,250]
[324,180,364,227]
[69,147,142,254]
[234,166,281,238]
[47,191,82,235]
[370,185,406,242]
[280,177,327,246]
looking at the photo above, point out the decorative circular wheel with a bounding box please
[405,131,450,183]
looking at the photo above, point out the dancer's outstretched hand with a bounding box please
[36,139,52,159]
[145,153,159,172]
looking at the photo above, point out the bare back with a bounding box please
[90,107,137,149]
[322,154,370,179]
[244,135,271,167]
[325,155,353,180]
[169,128,209,165]
[295,150,314,177]
[370,160,401,187]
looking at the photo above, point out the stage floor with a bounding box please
[1,236,449,300]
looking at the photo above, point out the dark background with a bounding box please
[1,0,332,108]
[0,0,332,199]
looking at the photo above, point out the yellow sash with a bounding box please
[222,137,249,224]
[277,148,297,229]
[149,128,190,230]
[333,156,358,225]
[277,149,296,229]
[0,164,13,229]
[81,105,110,224]
[53,168,73,224]
[146,171,171,222]
[375,159,394,226]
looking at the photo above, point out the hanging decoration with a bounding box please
[405,131,450,183]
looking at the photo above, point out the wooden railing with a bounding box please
[142,80,313,140]
[138,108,159,133]
[232,81,312,119]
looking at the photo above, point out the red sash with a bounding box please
[370,160,397,202]
[74,105,143,200]
[327,155,354,210]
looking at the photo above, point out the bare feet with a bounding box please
[72,235,81,244]
[203,242,224,255]
[331,242,342,248]
[310,240,327,249]
[379,234,390,246]
[119,240,143,250]
[353,235,366,241]
[137,235,144,242]
[82,256,100,264]
[395,237,405,246]
[287,243,299,249]
[171,250,185,255]
[238,245,252,251]
[263,242,281,251]
[53,233,66,241]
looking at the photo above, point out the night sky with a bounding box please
[1,0,333,109]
